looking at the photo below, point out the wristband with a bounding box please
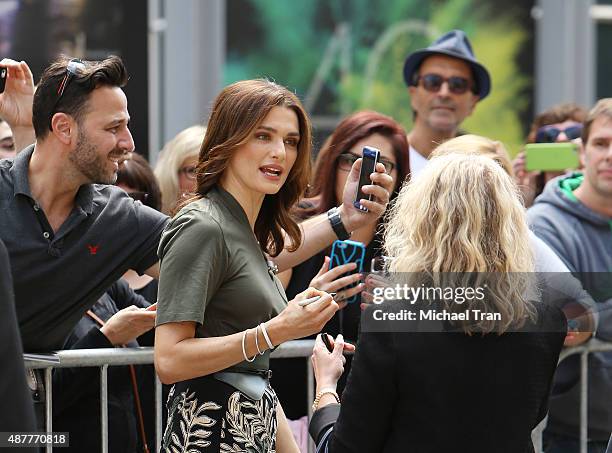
[327,207,351,240]
[312,387,340,411]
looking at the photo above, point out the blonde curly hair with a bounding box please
[383,152,536,333]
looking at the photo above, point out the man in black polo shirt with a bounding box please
[0,56,168,352]
[0,56,395,353]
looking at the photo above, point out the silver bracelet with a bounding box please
[260,322,274,350]
[254,325,265,355]
[241,329,256,362]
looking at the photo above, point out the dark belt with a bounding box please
[225,368,273,379]
[213,368,271,400]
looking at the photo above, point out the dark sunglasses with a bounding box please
[126,191,149,203]
[48,58,86,130]
[337,153,395,173]
[413,73,472,95]
[535,125,583,143]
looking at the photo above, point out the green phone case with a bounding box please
[525,143,579,171]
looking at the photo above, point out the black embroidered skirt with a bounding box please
[162,375,278,453]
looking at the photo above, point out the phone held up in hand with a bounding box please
[0,66,7,94]
[354,146,380,212]
[329,239,366,304]
[525,142,580,172]
[321,332,334,352]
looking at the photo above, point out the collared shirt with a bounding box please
[409,145,429,178]
[0,145,168,351]
[156,185,288,372]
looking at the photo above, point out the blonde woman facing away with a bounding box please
[432,134,595,347]
[309,153,566,453]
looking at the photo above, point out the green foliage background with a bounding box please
[226,0,530,155]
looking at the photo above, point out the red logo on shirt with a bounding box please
[87,245,100,255]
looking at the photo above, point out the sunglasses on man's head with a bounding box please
[413,73,472,95]
[48,58,86,130]
[535,125,583,143]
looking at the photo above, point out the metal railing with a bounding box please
[531,338,612,453]
[24,338,612,453]
[24,340,317,453]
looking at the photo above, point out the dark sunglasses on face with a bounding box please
[48,58,86,130]
[535,124,583,143]
[413,73,472,95]
[337,153,395,173]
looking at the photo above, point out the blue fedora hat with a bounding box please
[403,29,491,100]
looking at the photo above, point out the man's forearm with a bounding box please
[13,126,35,154]
[275,213,337,272]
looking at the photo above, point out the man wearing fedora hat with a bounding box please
[403,29,491,176]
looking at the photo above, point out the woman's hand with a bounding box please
[360,272,392,310]
[512,151,540,207]
[311,333,355,391]
[309,256,364,304]
[267,287,339,344]
[339,160,393,232]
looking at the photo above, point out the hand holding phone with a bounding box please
[321,332,334,352]
[354,146,380,212]
[329,240,366,304]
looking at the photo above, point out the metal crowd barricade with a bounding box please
[531,338,612,453]
[24,340,317,453]
[25,338,612,453]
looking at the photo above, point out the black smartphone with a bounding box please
[353,146,380,212]
[0,66,6,94]
[321,332,334,352]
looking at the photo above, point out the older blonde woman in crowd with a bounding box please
[309,152,566,453]
[432,135,595,347]
[154,125,206,215]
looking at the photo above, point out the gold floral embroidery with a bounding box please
[164,388,222,453]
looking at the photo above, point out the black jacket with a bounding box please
[310,302,566,453]
[0,239,37,452]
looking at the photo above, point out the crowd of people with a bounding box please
[0,27,611,453]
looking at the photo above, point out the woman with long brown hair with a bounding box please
[154,79,344,452]
[272,111,409,421]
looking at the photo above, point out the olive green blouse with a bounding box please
[156,186,288,371]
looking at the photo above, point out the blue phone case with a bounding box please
[329,240,366,303]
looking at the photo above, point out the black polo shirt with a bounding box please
[0,146,169,351]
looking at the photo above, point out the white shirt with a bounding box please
[409,145,429,178]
